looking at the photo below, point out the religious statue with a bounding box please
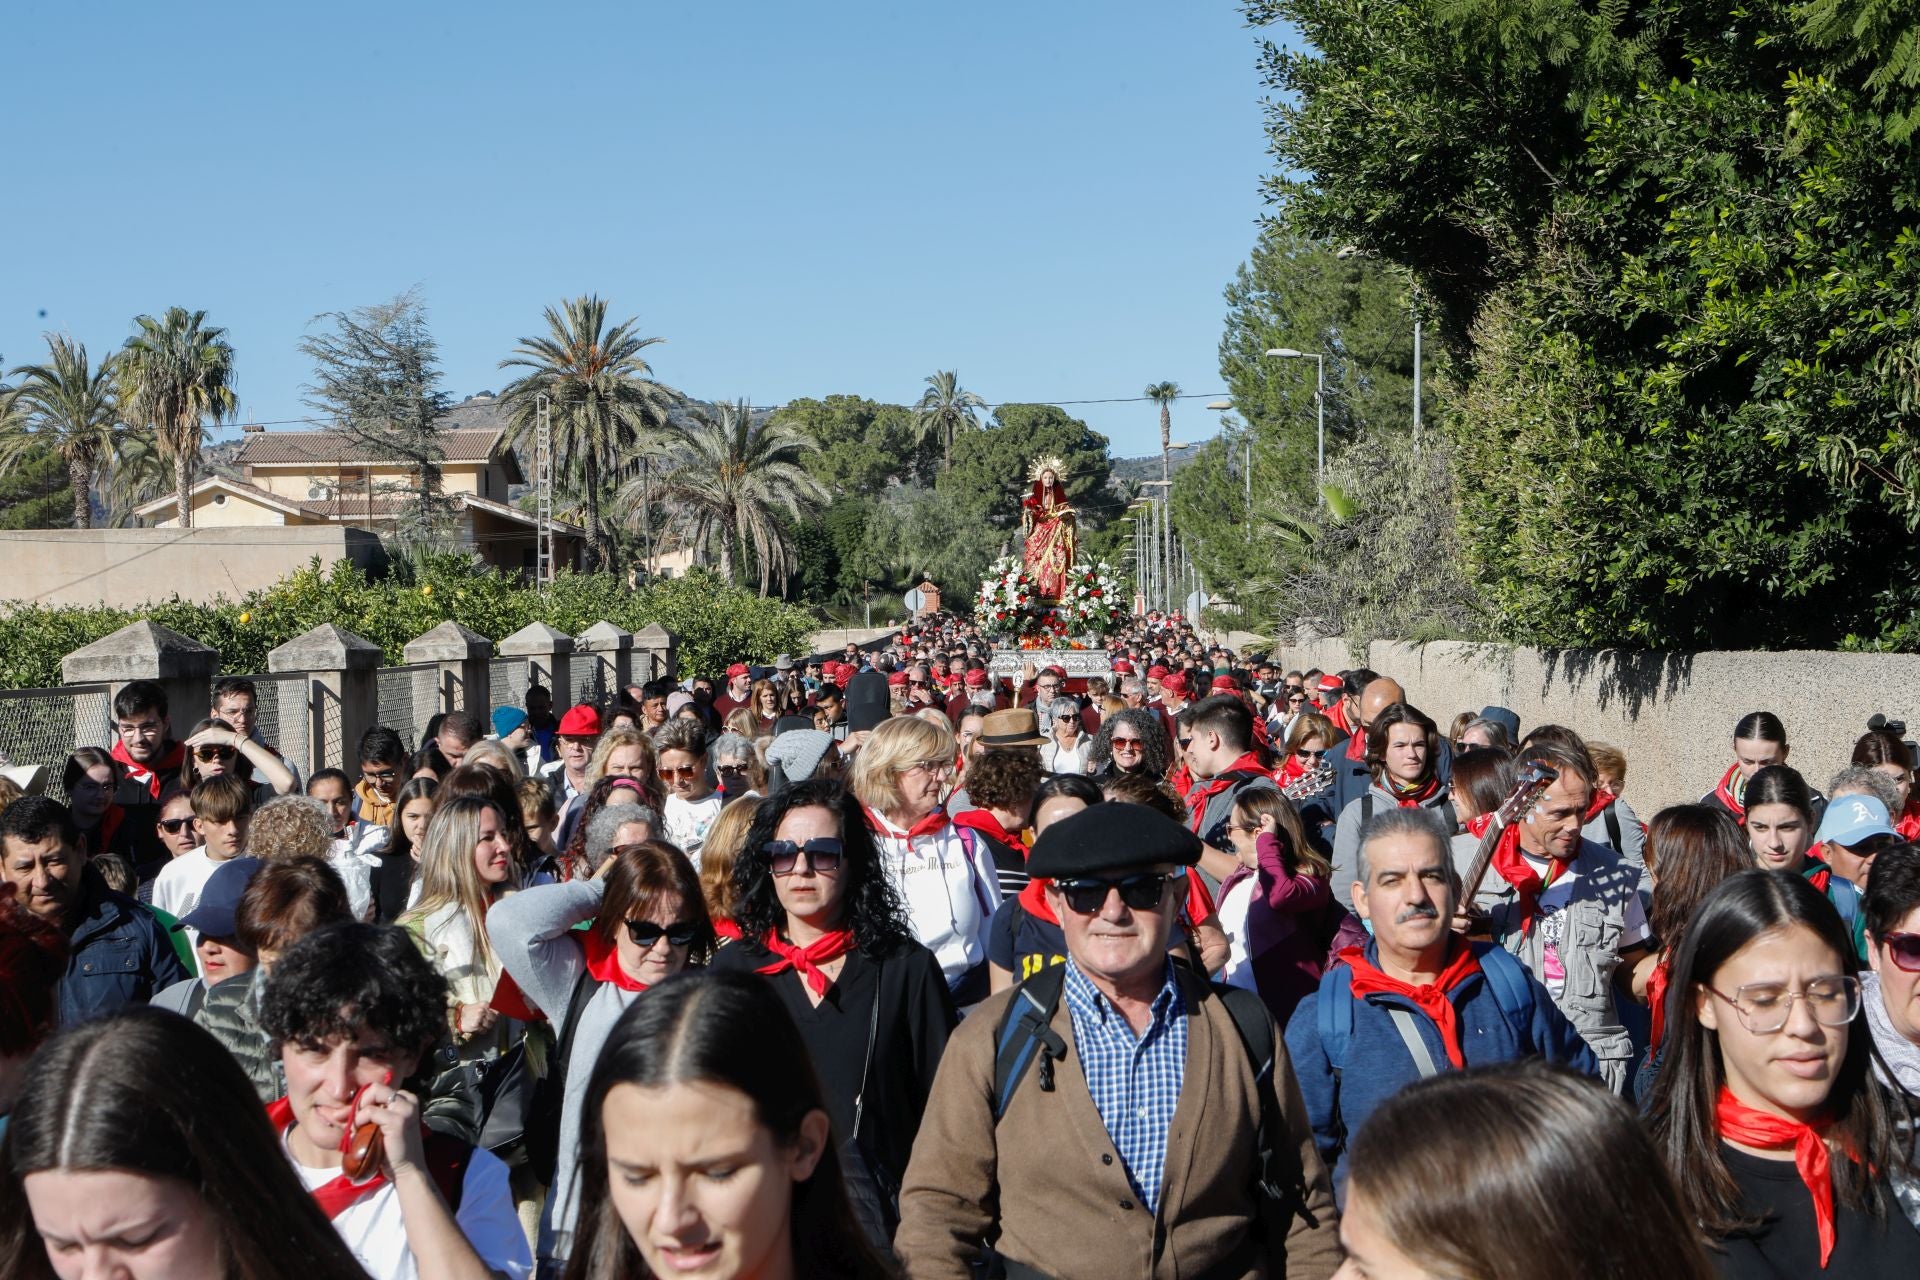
[1020,455,1076,600]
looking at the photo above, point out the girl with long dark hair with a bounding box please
[1745,765,1867,957]
[1647,870,1920,1274]
[563,970,893,1280]
[1,1006,368,1280]
[707,779,954,1248]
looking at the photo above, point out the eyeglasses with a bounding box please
[899,758,953,776]
[763,838,844,875]
[625,920,699,949]
[1879,932,1920,973]
[658,764,703,782]
[193,745,235,762]
[1054,870,1184,915]
[362,768,397,782]
[158,817,194,834]
[1706,976,1861,1033]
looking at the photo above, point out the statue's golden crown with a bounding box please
[1027,454,1069,483]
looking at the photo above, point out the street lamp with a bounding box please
[1265,347,1325,500]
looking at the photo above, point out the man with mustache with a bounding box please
[1284,807,1596,1200]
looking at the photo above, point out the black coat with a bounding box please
[709,937,956,1184]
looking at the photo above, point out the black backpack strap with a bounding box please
[526,963,603,1183]
[1209,980,1316,1226]
[1604,802,1623,853]
[991,964,1069,1121]
[1360,793,1374,824]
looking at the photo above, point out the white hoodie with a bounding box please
[864,806,998,989]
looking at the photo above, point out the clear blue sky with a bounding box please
[1,2,1278,459]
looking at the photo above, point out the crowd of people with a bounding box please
[5,619,1920,1278]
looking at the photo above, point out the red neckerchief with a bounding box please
[1583,787,1618,824]
[1898,799,1920,843]
[1183,752,1267,833]
[1339,940,1483,1069]
[1803,854,1835,895]
[111,738,185,801]
[581,928,652,994]
[1714,764,1747,823]
[758,928,856,996]
[1344,730,1367,763]
[1018,875,1059,925]
[713,917,742,940]
[490,970,543,1021]
[864,803,949,842]
[1275,755,1307,786]
[1388,775,1443,808]
[1168,763,1194,800]
[1467,813,1572,936]
[951,808,1029,852]
[1714,1087,1846,1268]
[265,1096,387,1218]
[1647,957,1672,1050]
[1327,701,1352,735]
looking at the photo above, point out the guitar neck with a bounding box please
[1459,814,1509,906]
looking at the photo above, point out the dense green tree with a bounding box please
[773,395,933,494]
[498,296,673,571]
[630,399,827,594]
[301,291,455,542]
[0,442,77,529]
[2,336,118,528]
[911,371,986,471]
[118,307,236,527]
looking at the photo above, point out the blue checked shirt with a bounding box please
[1061,956,1188,1214]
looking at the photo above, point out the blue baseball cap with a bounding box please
[1815,795,1897,848]
[173,856,264,939]
[491,706,529,738]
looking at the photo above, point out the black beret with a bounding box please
[1026,802,1203,879]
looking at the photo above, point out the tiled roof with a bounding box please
[235,428,506,466]
[131,475,310,519]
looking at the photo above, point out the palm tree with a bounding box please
[498,296,673,572]
[98,425,177,527]
[118,308,237,526]
[627,399,827,594]
[2,336,121,528]
[911,370,986,470]
[1145,382,1182,485]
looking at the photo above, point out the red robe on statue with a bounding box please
[1021,477,1076,600]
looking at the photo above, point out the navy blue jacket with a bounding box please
[1284,939,1597,1198]
[58,876,190,1026]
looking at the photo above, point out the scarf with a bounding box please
[1583,787,1618,825]
[1339,941,1484,1069]
[757,928,856,996]
[582,928,651,993]
[865,804,949,842]
[1183,752,1268,834]
[1646,956,1671,1050]
[1802,854,1836,896]
[110,738,185,801]
[1714,1087,1844,1268]
[1018,874,1059,925]
[1327,700,1352,735]
[1714,764,1747,823]
[713,917,742,940]
[1275,755,1307,787]
[951,808,1030,853]
[1344,730,1368,763]
[1388,774,1443,808]
[1466,813,1572,936]
[1899,798,1920,844]
[265,1096,386,1218]
[353,779,396,830]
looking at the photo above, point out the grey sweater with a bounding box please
[487,878,642,1267]
[1865,970,1920,1094]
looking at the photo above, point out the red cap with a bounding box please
[1147,665,1172,681]
[557,705,602,737]
[887,671,909,687]
[1210,675,1238,692]
[1317,674,1344,694]
[1112,659,1134,675]
[1160,673,1190,698]
[964,669,988,688]
[725,662,750,678]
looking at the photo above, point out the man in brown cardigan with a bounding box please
[896,803,1342,1279]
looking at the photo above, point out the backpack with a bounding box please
[989,962,1310,1219]
[1356,792,1459,840]
[1313,943,1533,1075]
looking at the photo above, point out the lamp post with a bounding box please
[1140,480,1172,614]
[1265,348,1325,501]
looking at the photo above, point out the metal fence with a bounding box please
[489,658,529,715]
[571,659,613,713]
[376,663,441,755]
[0,685,114,802]
[227,671,312,783]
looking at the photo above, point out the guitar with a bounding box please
[1458,761,1559,911]
[1280,760,1336,803]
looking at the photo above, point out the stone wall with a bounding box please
[0,527,386,607]
[1272,636,1920,815]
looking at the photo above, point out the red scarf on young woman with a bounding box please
[758,928,857,996]
[265,1096,387,1218]
[1465,813,1571,936]
[1713,764,1747,823]
[1714,1087,1847,1268]
[1898,798,1920,843]
[1646,957,1672,1050]
[1338,941,1484,1068]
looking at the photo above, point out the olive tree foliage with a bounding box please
[1245,0,1920,648]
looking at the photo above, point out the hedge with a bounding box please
[0,557,820,690]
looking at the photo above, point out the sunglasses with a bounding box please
[763,837,844,875]
[625,920,699,949]
[1111,736,1145,750]
[1177,737,1192,749]
[158,817,194,834]
[194,745,236,762]
[658,764,704,782]
[1881,931,1920,972]
[716,762,750,776]
[1054,871,1183,915]
[1295,749,1327,762]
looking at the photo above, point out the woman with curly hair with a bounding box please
[1088,706,1170,784]
[708,779,956,1248]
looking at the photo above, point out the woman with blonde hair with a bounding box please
[462,736,527,782]
[698,794,763,939]
[398,794,519,1063]
[555,726,661,851]
[850,714,999,1003]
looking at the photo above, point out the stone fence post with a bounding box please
[633,622,678,683]
[268,624,382,776]
[575,622,633,708]
[404,621,493,720]
[62,621,218,742]
[499,622,574,707]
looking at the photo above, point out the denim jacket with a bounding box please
[59,875,190,1026]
